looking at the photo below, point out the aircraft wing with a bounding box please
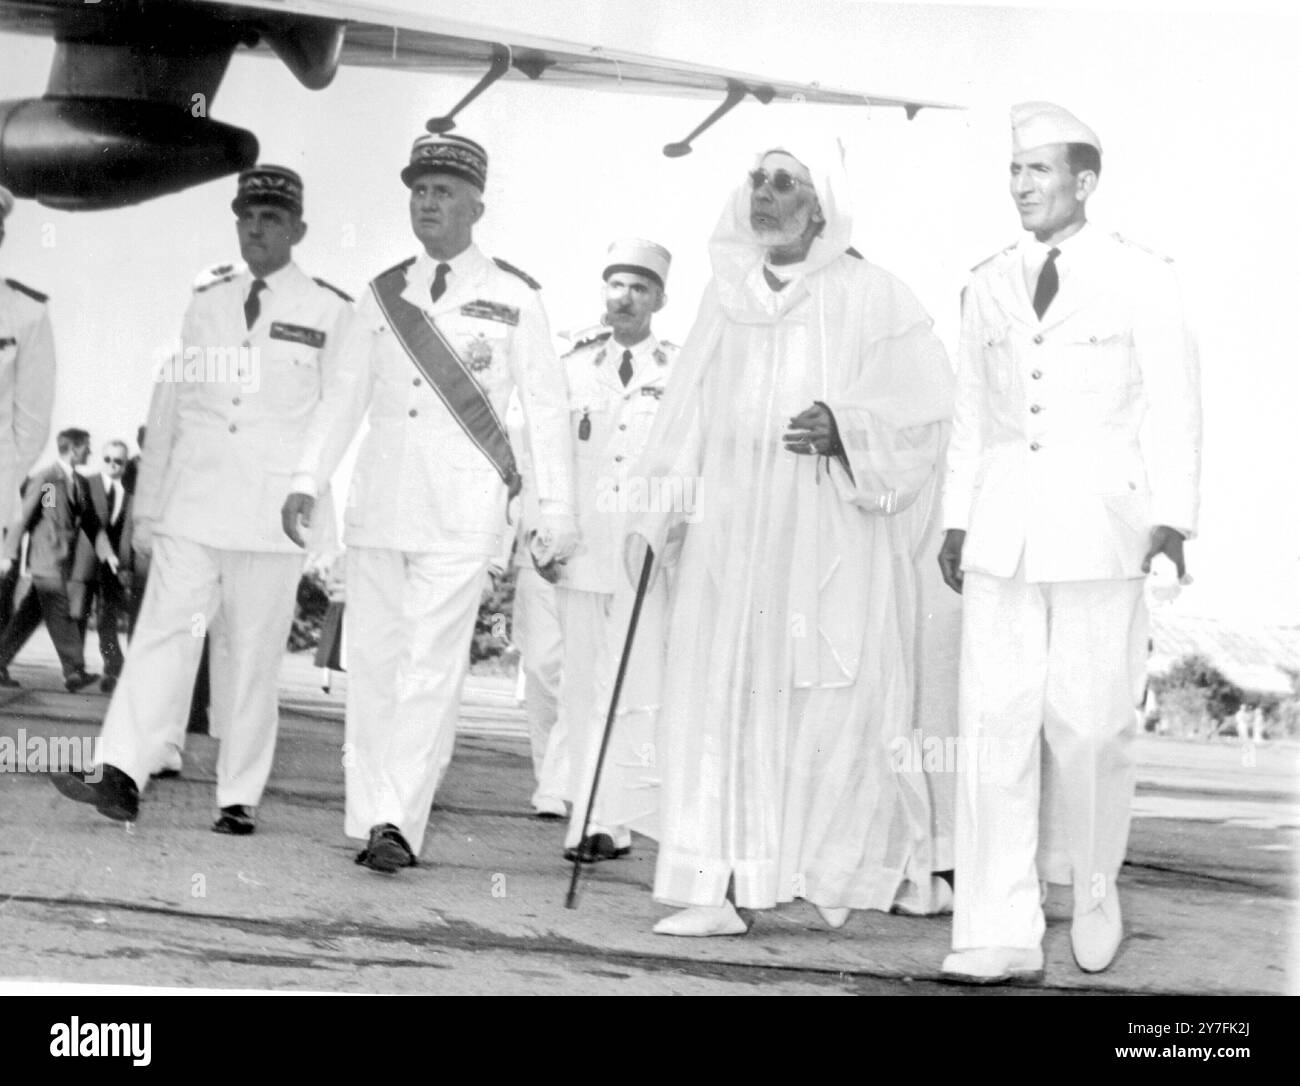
[0,0,956,208]
[0,0,952,111]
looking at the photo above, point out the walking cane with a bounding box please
[565,544,655,909]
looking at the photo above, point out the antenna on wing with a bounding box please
[426,44,513,134]
[663,79,776,158]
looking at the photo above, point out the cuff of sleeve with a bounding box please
[291,472,318,497]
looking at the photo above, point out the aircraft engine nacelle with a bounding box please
[0,97,258,211]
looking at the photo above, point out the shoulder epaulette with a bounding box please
[313,277,353,303]
[493,257,541,291]
[562,329,611,357]
[845,246,864,260]
[4,278,47,304]
[193,262,239,293]
[970,243,1017,275]
[1111,232,1175,264]
[381,256,418,278]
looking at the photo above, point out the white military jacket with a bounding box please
[559,330,677,594]
[0,276,55,532]
[944,224,1201,582]
[134,260,353,553]
[295,245,575,557]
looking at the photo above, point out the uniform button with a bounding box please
[228,423,238,434]
[615,455,624,462]
[1089,336,1099,344]
[412,377,422,387]
[618,424,627,431]
[1032,334,1044,345]
[1031,369,1042,380]
[612,485,620,493]
[1029,441,1040,451]
[1029,404,1042,414]
[232,396,241,406]
[409,408,418,418]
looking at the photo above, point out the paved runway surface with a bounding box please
[0,643,1295,996]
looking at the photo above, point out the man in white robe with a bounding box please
[626,141,956,936]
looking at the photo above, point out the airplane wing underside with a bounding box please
[0,0,956,208]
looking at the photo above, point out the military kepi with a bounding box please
[603,238,672,290]
[0,185,13,220]
[231,165,304,216]
[401,134,488,191]
[1010,101,1101,155]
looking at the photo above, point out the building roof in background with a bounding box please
[1149,611,1300,697]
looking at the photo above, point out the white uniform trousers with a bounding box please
[952,570,1147,950]
[557,581,665,850]
[96,535,302,807]
[343,547,488,854]
[512,564,568,808]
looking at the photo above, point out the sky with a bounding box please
[0,0,1296,623]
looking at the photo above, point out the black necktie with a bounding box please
[1032,248,1060,320]
[618,349,634,387]
[429,262,451,305]
[109,481,120,524]
[244,278,266,329]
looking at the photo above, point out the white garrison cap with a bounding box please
[0,186,13,219]
[603,238,671,289]
[1010,101,1101,154]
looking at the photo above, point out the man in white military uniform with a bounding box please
[504,399,569,820]
[54,166,353,833]
[938,104,1201,983]
[282,134,577,874]
[0,185,56,640]
[554,239,676,863]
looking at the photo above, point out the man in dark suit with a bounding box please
[70,439,132,693]
[0,427,106,691]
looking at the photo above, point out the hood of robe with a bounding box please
[708,137,855,323]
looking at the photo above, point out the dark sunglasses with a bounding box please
[104,457,125,466]
[748,168,813,195]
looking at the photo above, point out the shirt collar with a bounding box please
[56,458,75,481]
[412,244,484,290]
[245,260,300,295]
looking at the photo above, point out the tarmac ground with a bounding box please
[0,637,1296,997]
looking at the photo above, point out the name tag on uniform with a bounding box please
[460,300,520,326]
[270,322,326,348]
[640,386,664,399]
[0,337,15,349]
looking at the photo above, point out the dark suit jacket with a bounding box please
[3,462,104,581]
[71,474,132,583]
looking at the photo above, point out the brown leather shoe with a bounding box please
[52,763,139,822]
[563,833,631,864]
[212,805,256,835]
[355,823,416,873]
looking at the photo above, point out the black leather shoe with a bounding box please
[212,805,256,835]
[355,823,416,873]
[99,675,118,694]
[0,667,19,689]
[63,670,99,693]
[51,763,139,822]
[562,833,631,864]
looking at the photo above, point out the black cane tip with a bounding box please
[662,142,692,158]
[425,116,457,134]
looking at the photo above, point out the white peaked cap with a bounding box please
[1010,101,1101,154]
[603,238,671,289]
